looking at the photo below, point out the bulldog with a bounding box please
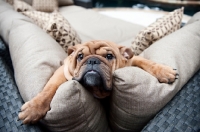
[18,40,178,124]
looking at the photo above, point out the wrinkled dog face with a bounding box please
[73,55,112,98]
[64,41,133,98]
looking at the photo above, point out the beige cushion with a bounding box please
[22,11,81,53]
[23,0,32,5]
[0,1,32,42]
[59,6,145,46]
[0,1,109,131]
[13,0,34,12]
[186,11,200,25]
[131,7,184,55]
[6,0,13,5]
[41,80,109,131]
[109,20,200,131]
[32,0,58,12]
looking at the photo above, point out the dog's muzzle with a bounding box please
[84,58,101,85]
[72,57,112,98]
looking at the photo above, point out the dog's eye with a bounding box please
[77,53,84,61]
[106,54,114,60]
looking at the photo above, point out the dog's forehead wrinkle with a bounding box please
[78,46,92,56]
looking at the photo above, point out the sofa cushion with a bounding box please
[131,7,184,55]
[22,11,81,53]
[41,80,109,131]
[109,20,200,131]
[6,0,13,5]
[13,0,35,12]
[0,1,110,131]
[23,0,32,5]
[186,11,200,25]
[59,6,145,46]
[32,0,58,12]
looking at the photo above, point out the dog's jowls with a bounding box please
[18,40,178,124]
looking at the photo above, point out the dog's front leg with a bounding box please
[18,65,67,124]
[132,56,178,84]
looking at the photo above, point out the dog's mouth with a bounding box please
[83,70,102,87]
[73,70,111,99]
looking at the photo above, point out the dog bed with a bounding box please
[0,0,200,131]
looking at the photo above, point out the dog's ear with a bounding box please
[65,45,77,80]
[119,46,134,59]
[63,58,73,80]
[67,45,77,56]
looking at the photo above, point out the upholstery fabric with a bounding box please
[6,0,13,4]
[13,0,35,12]
[109,20,200,131]
[41,80,110,132]
[186,11,200,25]
[22,11,81,53]
[24,0,32,5]
[59,6,145,46]
[32,0,58,12]
[131,7,184,55]
[0,1,109,131]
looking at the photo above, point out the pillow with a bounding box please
[131,7,184,55]
[41,80,110,131]
[0,1,110,131]
[109,20,200,131]
[6,0,31,5]
[13,0,34,12]
[6,0,13,5]
[23,0,32,5]
[22,11,81,53]
[32,0,58,12]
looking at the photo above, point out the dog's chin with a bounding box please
[81,71,111,99]
[92,90,111,99]
[83,71,102,87]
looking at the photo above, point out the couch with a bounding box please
[0,0,200,131]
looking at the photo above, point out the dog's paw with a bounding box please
[18,95,50,124]
[153,64,178,84]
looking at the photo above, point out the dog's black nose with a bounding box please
[87,57,100,65]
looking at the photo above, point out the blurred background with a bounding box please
[91,0,200,16]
